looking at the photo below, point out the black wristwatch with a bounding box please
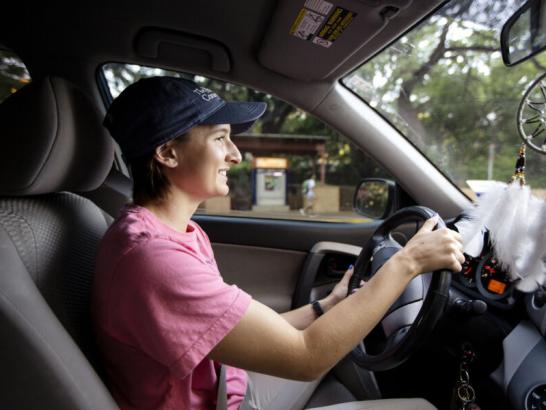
[311,300,324,317]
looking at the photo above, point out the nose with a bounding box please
[227,138,242,164]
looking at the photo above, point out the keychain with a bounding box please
[450,344,480,410]
[456,363,476,409]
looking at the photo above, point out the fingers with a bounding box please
[418,215,439,233]
[443,229,465,272]
[350,279,366,295]
[455,241,465,272]
[451,230,463,246]
[341,265,354,283]
[446,245,465,272]
[404,219,466,274]
[450,253,464,273]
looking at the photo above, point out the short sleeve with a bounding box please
[106,238,252,379]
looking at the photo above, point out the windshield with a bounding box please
[343,0,546,200]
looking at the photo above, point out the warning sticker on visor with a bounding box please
[289,0,356,48]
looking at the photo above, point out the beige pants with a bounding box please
[243,371,436,410]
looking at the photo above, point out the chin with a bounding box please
[214,186,230,197]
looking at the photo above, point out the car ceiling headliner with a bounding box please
[1,0,446,110]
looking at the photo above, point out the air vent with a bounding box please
[526,384,546,410]
[532,288,546,309]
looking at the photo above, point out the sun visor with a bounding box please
[136,29,231,73]
[258,0,412,81]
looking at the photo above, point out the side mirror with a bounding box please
[353,179,398,220]
[501,0,546,66]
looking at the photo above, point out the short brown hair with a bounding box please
[130,135,185,206]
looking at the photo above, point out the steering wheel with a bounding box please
[347,206,451,371]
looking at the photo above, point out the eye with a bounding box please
[216,135,227,142]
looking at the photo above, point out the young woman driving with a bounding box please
[92,77,465,410]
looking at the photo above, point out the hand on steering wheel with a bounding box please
[399,215,464,275]
[348,206,463,371]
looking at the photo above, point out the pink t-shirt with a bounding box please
[92,205,251,409]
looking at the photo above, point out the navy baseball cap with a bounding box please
[103,76,267,161]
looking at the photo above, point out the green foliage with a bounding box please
[103,1,546,194]
[103,63,390,187]
[347,0,546,190]
[5,0,546,198]
[227,160,253,210]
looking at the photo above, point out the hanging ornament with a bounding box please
[457,143,546,292]
[511,143,526,185]
[457,71,546,292]
[518,71,546,155]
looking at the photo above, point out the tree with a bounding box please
[102,63,389,188]
[347,0,546,190]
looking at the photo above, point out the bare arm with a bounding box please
[209,217,464,381]
[280,266,353,330]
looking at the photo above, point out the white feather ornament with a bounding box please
[459,145,546,292]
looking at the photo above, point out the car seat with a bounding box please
[0,76,118,409]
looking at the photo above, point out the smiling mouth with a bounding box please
[219,169,228,177]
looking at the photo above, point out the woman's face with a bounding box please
[166,124,242,201]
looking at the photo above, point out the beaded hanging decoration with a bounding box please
[510,143,526,186]
[456,141,546,292]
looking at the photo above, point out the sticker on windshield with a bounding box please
[289,1,356,48]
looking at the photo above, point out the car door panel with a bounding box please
[198,216,421,310]
[212,242,306,312]
[303,242,362,306]
[196,216,404,311]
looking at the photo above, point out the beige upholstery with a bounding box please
[0,77,117,409]
[307,398,436,410]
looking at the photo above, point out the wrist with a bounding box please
[389,250,418,279]
[319,293,338,313]
[311,299,325,317]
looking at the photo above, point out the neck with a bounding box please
[142,190,201,233]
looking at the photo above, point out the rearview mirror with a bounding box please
[353,179,397,220]
[501,0,546,66]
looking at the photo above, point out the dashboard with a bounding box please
[448,234,546,410]
[452,241,520,309]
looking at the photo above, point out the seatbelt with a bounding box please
[217,365,255,410]
[216,365,228,410]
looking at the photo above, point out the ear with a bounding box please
[153,142,179,168]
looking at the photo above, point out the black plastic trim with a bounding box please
[194,215,381,252]
[508,338,546,409]
[500,0,546,67]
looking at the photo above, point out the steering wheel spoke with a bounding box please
[349,206,451,371]
[384,326,412,351]
[382,300,422,337]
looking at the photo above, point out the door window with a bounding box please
[102,63,393,223]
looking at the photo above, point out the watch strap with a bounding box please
[311,300,324,317]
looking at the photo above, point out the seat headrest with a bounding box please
[0,77,114,196]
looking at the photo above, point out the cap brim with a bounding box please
[202,101,267,134]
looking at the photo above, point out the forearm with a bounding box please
[210,253,415,381]
[210,220,463,381]
[299,253,415,378]
[280,294,338,330]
